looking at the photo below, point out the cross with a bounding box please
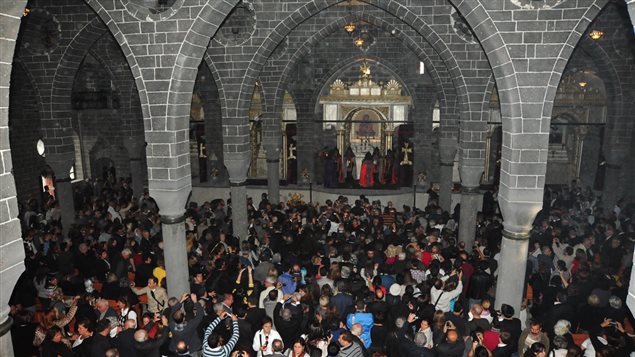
[400,142,412,165]
[288,143,297,160]
[198,142,207,158]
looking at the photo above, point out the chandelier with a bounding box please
[344,22,356,35]
[354,35,364,47]
[589,29,604,41]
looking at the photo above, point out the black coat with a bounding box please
[273,302,303,348]
[436,340,465,357]
[467,271,494,300]
[135,327,169,357]
[90,333,113,357]
[115,329,137,357]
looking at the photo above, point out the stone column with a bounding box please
[123,136,146,199]
[438,138,458,212]
[458,165,483,249]
[495,200,542,316]
[151,187,190,298]
[225,155,250,241]
[47,152,76,237]
[266,157,280,205]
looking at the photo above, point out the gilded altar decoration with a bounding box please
[286,192,305,207]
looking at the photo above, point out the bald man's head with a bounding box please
[124,319,136,330]
[134,329,147,343]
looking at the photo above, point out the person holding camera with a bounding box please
[203,310,239,357]
[170,293,205,356]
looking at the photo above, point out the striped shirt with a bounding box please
[202,317,239,357]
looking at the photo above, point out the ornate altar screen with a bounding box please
[319,61,412,178]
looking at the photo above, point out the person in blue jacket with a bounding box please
[346,300,374,349]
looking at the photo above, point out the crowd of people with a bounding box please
[8,176,635,357]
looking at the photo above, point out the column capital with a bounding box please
[123,136,146,159]
[498,197,542,237]
[263,144,281,162]
[224,152,250,183]
[46,152,75,179]
[438,137,458,164]
[459,165,483,188]
[149,185,189,218]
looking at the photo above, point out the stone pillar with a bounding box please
[47,152,76,236]
[0,318,15,357]
[263,122,282,205]
[151,187,190,298]
[266,158,280,205]
[495,200,542,316]
[225,155,250,241]
[123,137,146,199]
[458,165,483,249]
[161,214,189,297]
[438,138,458,212]
[459,188,480,249]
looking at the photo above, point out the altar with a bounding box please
[319,60,412,178]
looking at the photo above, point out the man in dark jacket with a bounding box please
[135,326,169,357]
[169,293,205,355]
[331,281,354,319]
[436,329,465,357]
[90,320,113,357]
[273,299,304,348]
[467,261,494,307]
[114,319,137,357]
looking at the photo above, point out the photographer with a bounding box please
[203,310,240,357]
[170,293,205,356]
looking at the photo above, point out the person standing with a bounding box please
[132,277,167,314]
[252,317,282,357]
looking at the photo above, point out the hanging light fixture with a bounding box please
[354,35,364,47]
[344,22,356,35]
[589,29,604,41]
[578,81,588,88]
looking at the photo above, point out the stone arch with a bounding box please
[124,0,185,22]
[272,11,452,121]
[0,1,30,345]
[540,2,608,119]
[163,1,240,122]
[48,16,107,154]
[447,0,522,125]
[309,55,413,113]
[13,59,46,122]
[239,0,470,136]
[579,37,623,120]
[479,74,497,123]
[203,53,229,127]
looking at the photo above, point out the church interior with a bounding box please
[1,0,635,355]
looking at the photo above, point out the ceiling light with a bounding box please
[344,22,356,35]
[589,30,604,41]
[578,81,588,88]
[354,36,364,47]
[22,8,30,17]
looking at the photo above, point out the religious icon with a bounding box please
[400,142,413,166]
[353,110,380,141]
[288,143,297,160]
[357,114,376,138]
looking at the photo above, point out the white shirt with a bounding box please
[581,336,607,357]
[252,329,282,357]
